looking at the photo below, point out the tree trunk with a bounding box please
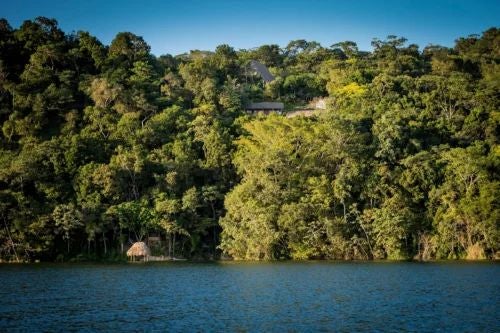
[358,221,373,259]
[102,232,107,255]
[211,203,217,257]
[168,233,172,258]
[417,232,421,260]
[3,216,19,262]
[173,234,176,258]
[343,201,347,223]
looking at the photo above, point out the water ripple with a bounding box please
[0,262,499,332]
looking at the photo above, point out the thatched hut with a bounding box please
[127,242,151,261]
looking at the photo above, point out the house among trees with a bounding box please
[248,60,275,82]
[245,60,283,115]
[245,102,284,115]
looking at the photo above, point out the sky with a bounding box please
[1,0,499,55]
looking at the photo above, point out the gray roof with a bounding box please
[246,102,284,110]
[249,60,275,82]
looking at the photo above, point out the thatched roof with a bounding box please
[246,102,284,110]
[127,242,151,257]
[249,60,275,82]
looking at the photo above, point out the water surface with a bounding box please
[0,262,498,332]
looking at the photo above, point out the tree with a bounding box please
[52,203,83,253]
[431,143,499,259]
[0,17,498,262]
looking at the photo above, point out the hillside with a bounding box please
[0,17,498,261]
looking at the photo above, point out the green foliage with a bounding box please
[0,17,497,261]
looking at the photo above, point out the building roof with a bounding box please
[249,60,275,82]
[126,242,151,257]
[246,102,284,110]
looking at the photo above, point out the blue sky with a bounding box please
[1,0,499,55]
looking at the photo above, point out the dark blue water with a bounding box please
[0,262,498,332]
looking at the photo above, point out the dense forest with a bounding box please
[0,17,498,261]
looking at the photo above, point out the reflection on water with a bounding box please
[0,262,499,332]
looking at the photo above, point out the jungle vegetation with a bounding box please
[0,17,498,261]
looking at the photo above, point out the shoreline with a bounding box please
[1,258,498,265]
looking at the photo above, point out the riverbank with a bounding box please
[1,257,498,264]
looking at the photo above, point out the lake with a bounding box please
[0,262,498,332]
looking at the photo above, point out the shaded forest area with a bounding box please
[0,17,498,261]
